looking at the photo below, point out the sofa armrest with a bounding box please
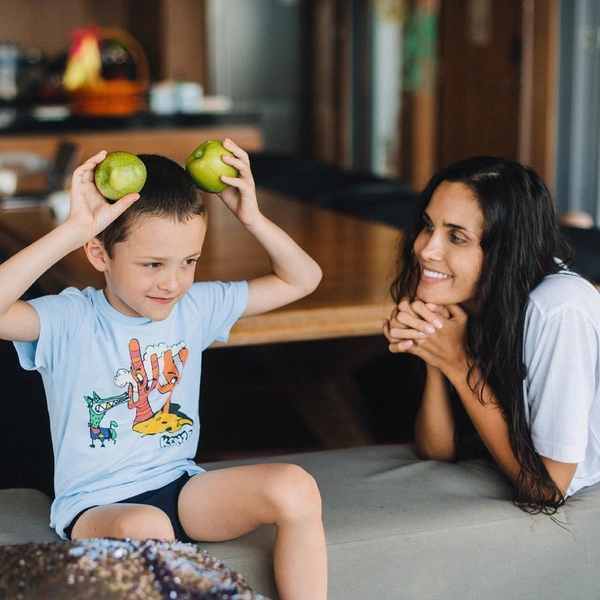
[0,488,59,545]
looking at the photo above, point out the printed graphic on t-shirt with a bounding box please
[84,338,193,448]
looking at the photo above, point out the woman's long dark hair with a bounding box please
[391,156,574,514]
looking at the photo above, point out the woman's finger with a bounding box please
[410,300,444,329]
[388,340,414,353]
[393,310,437,335]
[425,302,451,320]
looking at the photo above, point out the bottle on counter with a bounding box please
[0,42,19,103]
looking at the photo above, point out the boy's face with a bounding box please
[101,214,207,320]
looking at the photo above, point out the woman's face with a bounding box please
[413,180,485,306]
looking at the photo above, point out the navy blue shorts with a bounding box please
[64,472,194,542]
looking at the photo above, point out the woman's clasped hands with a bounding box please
[383,298,469,377]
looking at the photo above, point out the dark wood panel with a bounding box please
[438,0,522,167]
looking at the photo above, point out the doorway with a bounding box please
[438,0,522,167]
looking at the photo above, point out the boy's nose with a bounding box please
[158,270,179,291]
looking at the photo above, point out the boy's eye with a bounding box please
[147,262,162,269]
[184,258,199,266]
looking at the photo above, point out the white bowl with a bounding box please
[47,190,71,222]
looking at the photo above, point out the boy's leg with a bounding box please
[71,503,176,541]
[178,463,327,600]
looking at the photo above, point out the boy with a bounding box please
[0,140,327,600]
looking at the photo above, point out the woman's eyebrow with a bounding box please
[443,221,471,232]
[424,210,478,235]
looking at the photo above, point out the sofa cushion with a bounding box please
[200,445,600,600]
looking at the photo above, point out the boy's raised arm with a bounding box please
[217,139,322,318]
[0,151,139,342]
[238,213,323,317]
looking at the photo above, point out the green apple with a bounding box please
[95,151,147,202]
[186,140,238,193]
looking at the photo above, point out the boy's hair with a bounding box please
[96,154,206,258]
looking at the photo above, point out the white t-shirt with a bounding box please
[15,281,248,538]
[523,272,600,496]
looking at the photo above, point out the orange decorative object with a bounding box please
[70,28,149,117]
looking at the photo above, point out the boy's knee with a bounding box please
[268,464,322,522]
[112,505,175,541]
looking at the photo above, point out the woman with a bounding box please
[383,156,600,514]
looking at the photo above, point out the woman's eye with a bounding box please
[450,232,466,244]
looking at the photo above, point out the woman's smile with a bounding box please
[421,268,452,281]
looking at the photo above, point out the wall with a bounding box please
[555,0,600,223]
[1,0,299,154]
[205,0,304,154]
[0,0,127,57]
[0,0,206,89]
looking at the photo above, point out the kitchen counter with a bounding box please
[0,107,261,136]
[0,107,264,164]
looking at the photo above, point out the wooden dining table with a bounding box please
[0,189,403,449]
[0,188,402,346]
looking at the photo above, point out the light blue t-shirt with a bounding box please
[15,281,248,538]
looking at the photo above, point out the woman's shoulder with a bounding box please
[529,271,600,319]
[533,270,597,294]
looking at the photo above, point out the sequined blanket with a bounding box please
[0,538,268,599]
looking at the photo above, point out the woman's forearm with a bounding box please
[448,368,522,485]
[447,366,576,500]
[415,365,456,460]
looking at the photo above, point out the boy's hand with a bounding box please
[67,151,140,241]
[216,139,261,227]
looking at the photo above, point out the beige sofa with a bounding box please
[3,444,600,600]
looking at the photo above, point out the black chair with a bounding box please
[0,339,54,497]
[312,180,419,229]
[249,152,345,200]
[250,151,411,198]
[249,151,419,228]
[560,225,600,284]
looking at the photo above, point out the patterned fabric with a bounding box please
[0,538,268,599]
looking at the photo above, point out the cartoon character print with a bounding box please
[83,338,193,448]
[125,338,159,427]
[158,346,189,414]
[114,338,193,437]
[85,391,129,448]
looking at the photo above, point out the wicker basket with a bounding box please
[70,28,149,117]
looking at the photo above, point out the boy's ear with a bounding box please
[84,237,110,272]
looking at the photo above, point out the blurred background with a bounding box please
[2,0,600,489]
[0,0,598,220]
